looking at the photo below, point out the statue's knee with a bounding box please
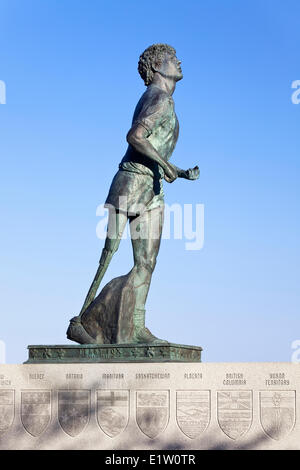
[150,257,157,271]
[104,237,120,256]
[136,257,156,274]
[100,240,120,265]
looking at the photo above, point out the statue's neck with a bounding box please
[151,73,176,95]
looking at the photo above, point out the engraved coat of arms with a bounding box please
[97,390,129,437]
[136,390,169,438]
[0,390,14,433]
[260,391,295,440]
[176,390,210,438]
[58,390,90,437]
[217,391,252,440]
[21,390,51,436]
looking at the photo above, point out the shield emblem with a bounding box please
[97,390,129,437]
[136,390,169,438]
[0,390,14,433]
[217,391,252,440]
[260,391,296,440]
[21,390,51,436]
[58,390,90,437]
[176,390,210,438]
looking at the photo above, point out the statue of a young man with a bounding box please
[67,44,199,345]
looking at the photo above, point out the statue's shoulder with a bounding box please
[133,86,172,124]
[139,86,173,116]
[143,85,171,105]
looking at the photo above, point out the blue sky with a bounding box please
[0,0,299,363]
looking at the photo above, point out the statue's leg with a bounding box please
[79,209,128,315]
[129,205,167,343]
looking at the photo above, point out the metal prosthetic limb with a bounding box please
[78,210,128,317]
[78,247,115,317]
[67,242,122,343]
[67,211,127,343]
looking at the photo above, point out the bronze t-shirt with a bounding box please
[105,84,179,214]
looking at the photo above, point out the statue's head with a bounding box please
[138,43,182,86]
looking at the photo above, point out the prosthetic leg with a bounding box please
[67,210,128,343]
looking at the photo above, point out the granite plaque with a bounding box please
[0,363,299,449]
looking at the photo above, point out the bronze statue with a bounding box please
[67,44,199,345]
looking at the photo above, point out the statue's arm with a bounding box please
[171,163,200,180]
[126,123,177,182]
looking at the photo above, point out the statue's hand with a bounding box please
[164,163,178,183]
[185,166,200,180]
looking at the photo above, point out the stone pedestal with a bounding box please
[25,343,202,363]
[0,362,299,449]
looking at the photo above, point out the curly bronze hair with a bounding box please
[138,43,176,86]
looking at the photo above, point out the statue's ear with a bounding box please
[151,61,161,73]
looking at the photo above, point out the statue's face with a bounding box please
[157,53,183,81]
